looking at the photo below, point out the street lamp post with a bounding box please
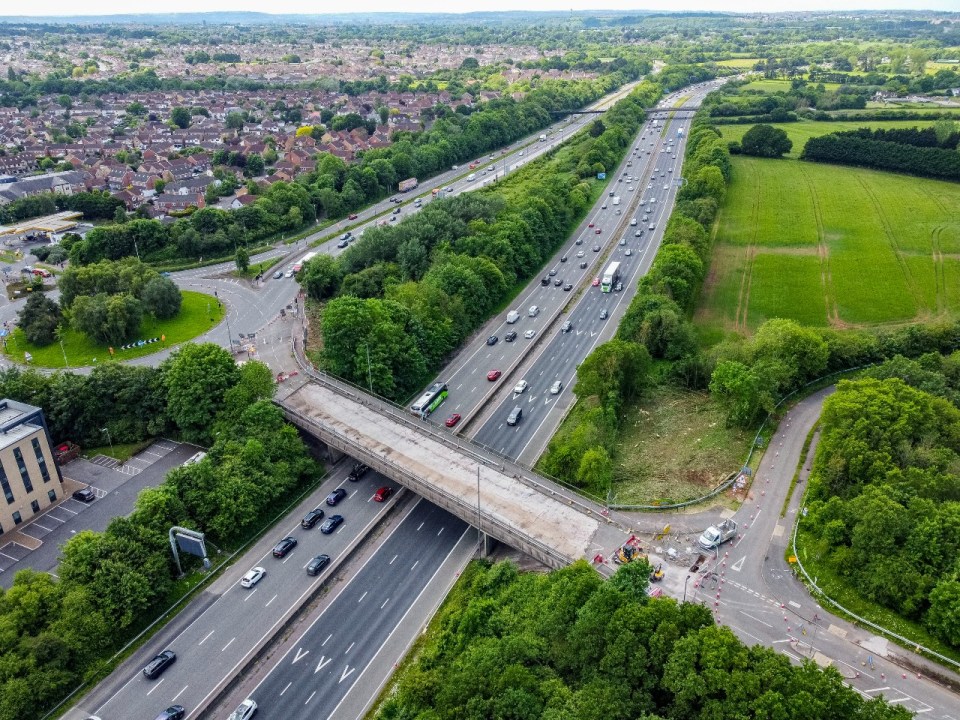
[363,343,373,393]
[101,427,114,456]
[476,465,482,557]
[683,574,690,603]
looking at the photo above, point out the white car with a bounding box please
[549,380,563,395]
[228,699,258,720]
[513,380,528,395]
[524,329,537,339]
[625,249,632,256]
[240,567,265,588]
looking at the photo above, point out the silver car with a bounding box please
[228,699,258,720]
[549,381,563,395]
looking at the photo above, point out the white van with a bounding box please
[507,310,520,324]
[528,305,540,317]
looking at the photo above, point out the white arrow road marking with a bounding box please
[731,556,746,572]
[339,665,356,683]
[292,647,310,664]
[314,656,332,674]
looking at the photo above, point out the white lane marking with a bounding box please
[339,665,356,683]
[315,656,332,673]
[417,522,424,531]
[731,556,746,572]
[222,637,235,652]
[293,647,310,664]
[389,555,398,565]
[358,591,367,603]
[322,634,332,647]
[266,594,277,607]
[411,560,419,570]
[280,681,292,696]
[738,611,772,628]
[199,630,215,645]
[345,642,355,654]
[381,598,389,609]
[437,527,444,536]
[172,685,188,702]
[306,691,316,704]
[146,678,164,696]
[243,589,257,601]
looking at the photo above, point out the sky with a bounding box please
[3,0,958,16]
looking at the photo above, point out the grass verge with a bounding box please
[83,438,155,463]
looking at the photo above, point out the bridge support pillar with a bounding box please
[476,530,497,559]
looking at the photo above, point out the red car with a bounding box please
[348,213,358,220]
[595,229,602,234]
[487,370,502,381]
[588,223,595,228]
[32,268,52,278]
[445,413,462,427]
[373,486,393,502]
[592,277,600,287]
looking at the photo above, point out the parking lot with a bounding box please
[0,440,201,587]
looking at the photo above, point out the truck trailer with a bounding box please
[398,177,418,192]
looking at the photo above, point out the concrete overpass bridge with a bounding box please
[278,376,625,570]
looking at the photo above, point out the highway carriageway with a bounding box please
[279,377,624,568]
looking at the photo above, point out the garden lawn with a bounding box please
[695,156,960,335]
[3,290,225,368]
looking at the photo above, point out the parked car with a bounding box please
[143,650,176,679]
[325,488,347,506]
[272,536,297,558]
[320,515,344,534]
[373,486,393,502]
[306,555,331,577]
[72,486,95,502]
[301,508,325,529]
[240,566,265,588]
[445,413,462,427]
[227,699,258,720]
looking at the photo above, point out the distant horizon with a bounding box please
[0,1,957,20]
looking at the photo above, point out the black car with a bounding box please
[72,487,95,503]
[560,255,567,263]
[320,515,344,534]
[553,278,562,286]
[504,330,518,342]
[336,239,348,249]
[326,488,347,506]
[272,270,284,279]
[272,536,298,558]
[580,261,588,269]
[486,335,498,346]
[563,283,573,291]
[592,245,601,252]
[306,554,331,576]
[154,706,185,720]
[347,462,369,482]
[540,277,550,286]
[143,650,176,679]
[392,207,401,214]
[301,508,325,529]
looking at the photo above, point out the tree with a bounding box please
[575,339,652,410]
[69,293,142,345]
[162,343,239,445]
[709,360,769,427]
[299,254,341,299]
[235,246,250,274]
[170,106,191,129]
[245,153,265,178]
[740,124,793,158]
[225,111,245,131]
[18,293,61,346]
[140,276,182,320]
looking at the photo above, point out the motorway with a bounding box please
[75,469,401,720]
[417,84,718,463]
[244,500,468,720]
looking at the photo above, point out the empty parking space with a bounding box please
[0,542,31,572]
[19,522,53,540]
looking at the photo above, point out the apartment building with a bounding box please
[0,399,62,536]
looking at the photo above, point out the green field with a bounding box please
[695,156,960,334]
[716,118,943,158]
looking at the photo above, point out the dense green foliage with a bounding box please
[0,190,124,225]
[377,559,910,720]
[316,77,677,400]
[16,293,61,346]
[738,123,793,157]
[0,347,317,720]
[803,357,960,649]
[801,129,960,180]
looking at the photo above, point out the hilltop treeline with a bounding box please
[377,559,911,720]
[801,126,960,181]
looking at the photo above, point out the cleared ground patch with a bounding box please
[696,156,960,334]
[610,387,753,506]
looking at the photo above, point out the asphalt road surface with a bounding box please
[77,469,400,720]
[245,499,468,720]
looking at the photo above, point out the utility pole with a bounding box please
[476,465,482,556]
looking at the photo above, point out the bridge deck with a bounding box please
[284,382,599,562]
